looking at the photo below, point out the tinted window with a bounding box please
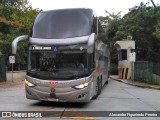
[119,49,127,60]
[31,9,94,39]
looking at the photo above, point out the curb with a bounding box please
[110,76,160,90]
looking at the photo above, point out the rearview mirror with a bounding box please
[12,35,28,54]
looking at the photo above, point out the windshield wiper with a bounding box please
[53,69,80,79]
[68,72,79,79]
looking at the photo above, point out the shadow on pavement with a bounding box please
[31,100,88,108]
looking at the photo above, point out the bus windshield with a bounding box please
[27,44,89,80]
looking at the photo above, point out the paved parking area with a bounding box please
[0,77,160,119]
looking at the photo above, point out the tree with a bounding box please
[100,2,160,75]
[150,0,156,7]
[99,11,122,74]
[115,3,160,62]
[0,0,40,70]
[99,11,122,45]
[154,20,160,39]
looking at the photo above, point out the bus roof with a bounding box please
[31,8,94,39]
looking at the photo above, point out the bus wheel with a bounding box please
[105,79,108,85]
[92,80,101,99]
[98,79,102,95]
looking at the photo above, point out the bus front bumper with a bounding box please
[25,85,91,102]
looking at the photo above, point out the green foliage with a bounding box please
[0,0,22,6]
[0,0,40,68]
[116,5,160,62]
[154,19,160,39]
[99,11,122,44]
[101,2,160,66]
[134,62,160,85]
[99,11,122,67]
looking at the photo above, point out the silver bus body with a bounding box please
[12,8,110,102]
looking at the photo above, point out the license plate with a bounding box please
[48,98,59,102]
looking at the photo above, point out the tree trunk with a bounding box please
[150,0,156,7]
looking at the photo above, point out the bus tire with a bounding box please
[105,79,108,85]
[98,79,102,95]
[92,79,101,99]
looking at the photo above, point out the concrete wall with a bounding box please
[115,41,135,50]
[118,60,131,68]
[6,71,26,81]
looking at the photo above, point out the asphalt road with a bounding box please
[0,78,160,120]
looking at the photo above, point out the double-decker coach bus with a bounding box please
[12,8,110,102]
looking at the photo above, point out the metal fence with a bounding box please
[0,56,6,82]
[134,62,160,85]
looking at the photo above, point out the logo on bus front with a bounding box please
[51,46,59,52]
[48,81,59,86]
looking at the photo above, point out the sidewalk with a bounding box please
[0,71,26,88]
[110,75,160,90]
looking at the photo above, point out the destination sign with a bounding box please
[32,46,51,50]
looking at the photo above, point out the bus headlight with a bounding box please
[25,79,35,87]
[73,82,89,89]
